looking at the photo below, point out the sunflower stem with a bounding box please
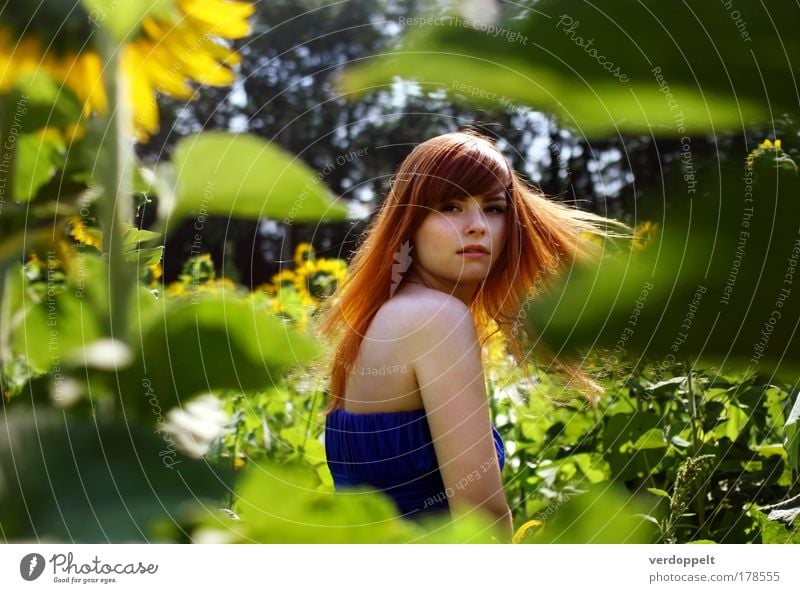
[97,29,134,344]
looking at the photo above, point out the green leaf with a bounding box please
[0,407,235,542]
[7,71,83,132]
[712,405,749,442]
[605,412,660,451]
[605,412,665,479]
[207,460,503,543]
[528,162,800,384]
[520,419,546,443]
[170,132,348,224]
[632,428,668,450]
[339,0,790,136]
[645,376,686,396]
[14,133,63,202]
[302,437,326,466]
[531,483,659,543]
[316,463,334,488]
[750,501,800,543]
[635,513,662,527]
[122,293,319,413]
[124,246,163,267]
[572,452,611,483]
[279,426,307,450]
[123,227,161,249]
[755,444,788,459]
[670,435,692,448]
[647,488,671,499]
[11,284,104,374]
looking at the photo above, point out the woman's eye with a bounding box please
[441,204,506,213]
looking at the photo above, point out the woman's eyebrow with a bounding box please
[451,193,508,202]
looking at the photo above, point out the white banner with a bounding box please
[0,544,798,592]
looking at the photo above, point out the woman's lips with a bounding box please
[459,251,489,259]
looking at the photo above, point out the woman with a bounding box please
[314,129,628,541]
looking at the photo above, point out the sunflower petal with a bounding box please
[142,17,236,86]
[123,45,160,136]
[182,19,242,66]
[63,52,108,116]
[178,0,255,39]
[137,41,195,99]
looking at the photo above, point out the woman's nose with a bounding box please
[464,204,488,234]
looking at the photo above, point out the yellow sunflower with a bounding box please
[746,137,797,172]
[253,282,277,297]
[270,269,298,291]
[202,277,238,294]
[143,262,163,288]
[0,0,254,141]
[166,281,189,298]
[294,242,316,266]
[67,216,103,250]
[293,258,348,301]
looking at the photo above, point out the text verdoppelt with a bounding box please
[649,555,716,568]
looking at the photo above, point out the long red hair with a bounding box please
[312,130,630,414]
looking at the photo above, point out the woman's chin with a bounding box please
[453,273,490,283]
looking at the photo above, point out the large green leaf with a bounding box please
[0,407,234,542]
[527,160,800,383]
[522,482,659,543]
[122,292,319,414]
[11,280,104,374]
[196,459,504,543]
[168,132,349,224]
[340,1,797,135]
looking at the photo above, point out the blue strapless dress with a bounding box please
[324,408,505,519]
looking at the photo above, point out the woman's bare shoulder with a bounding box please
[388,285,468,310]
[374,287,472,337]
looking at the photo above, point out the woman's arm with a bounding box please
[406,293,513,541]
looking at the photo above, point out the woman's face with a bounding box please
[411,188,508,293]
